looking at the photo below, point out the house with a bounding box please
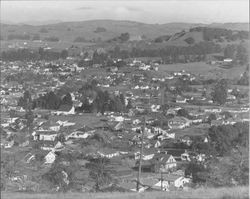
[181,150,191,161]
[180,135,192,146]
[176,95,187,103]
[33,130,58,141]
[3,140,14,148]
[136,153,177,173]
[113,121,124,131]
[54,105,75,115]
[196,154,206,162]
[23,153,35,163]
[223,58,233,65]
[158,154,177,172]
[152,180,170,191]
[204,108,221,113]
[97,148,120,159]
[163,174,191,188]
[56,120,75,127]
[66,129,94,140]
[151,104,161,112]
[153,140,161,148]
[168,117,190,129]
[41,141,63,151]
[134,151,155,161]
[44,151,56,164]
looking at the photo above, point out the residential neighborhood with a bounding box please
[0,2,249,196]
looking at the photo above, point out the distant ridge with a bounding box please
[1,19,249,30]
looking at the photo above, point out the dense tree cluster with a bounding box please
[224,43,248,65]
[1,48,68,61]
[108,32,130,43]
[94,27,107,33]
[74,37,87,42]
[7,34,30,40]
[211,79,228,105]
[208,122,249,156]
[184,37,195,44]
[32,34,40,41]
[78,82,126,114]
[154,35,171,43]
[108,41,221,64]
[190,27,249,42]
[32,91,73,110]
[186,122,249,186]
[44,36,59,42]
[39,27,49,33]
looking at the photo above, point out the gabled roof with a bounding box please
[36,130,58,135]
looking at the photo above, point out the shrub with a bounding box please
[185,37,195,44]
[44,36,59,42]
[94,27,107,33]
[39,27,49,33]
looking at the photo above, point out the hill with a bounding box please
[0,20,248,42]
[1,186,249,199]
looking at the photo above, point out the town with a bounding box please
[0,17,249,195]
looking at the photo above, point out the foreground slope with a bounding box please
[1,186,249,199]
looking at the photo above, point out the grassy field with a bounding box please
[1,186,249,199]
[158,62,246,80]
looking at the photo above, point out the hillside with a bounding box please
[1,186,249,199]
[0,20,248,42]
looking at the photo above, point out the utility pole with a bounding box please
[136,115,145,192]
[161,171,163,191]
[136,93,150,192]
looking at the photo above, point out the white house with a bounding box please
[34,130,58,141]
[44,151,56,164]
[66,131,93,140]
[54,106,75,115]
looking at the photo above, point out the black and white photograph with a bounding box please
[0,0,249,198]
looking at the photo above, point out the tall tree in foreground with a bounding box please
[86,157,115,191]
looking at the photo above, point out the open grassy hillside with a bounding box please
[1,186,249,199]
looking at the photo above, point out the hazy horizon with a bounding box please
[1,0,249,25]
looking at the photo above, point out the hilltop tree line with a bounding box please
[190,27,249,42]
[108,41,221,63]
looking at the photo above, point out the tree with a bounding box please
[61,93,73,106]
[126,99,133,110]
[177,108,190,118]
[211,79,228,105]
[60,49,68,59]
[25,107,34,136]
[18,90,32,109]
[236,43,248,65]
[43,162,70,192]
[220,111,232,120]
[185,161,207,184]
[207,113,217,124]
[85,157,115,191]
[224,44,236,59]
[119,33,130,42]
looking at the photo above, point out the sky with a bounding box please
[1,0,249,24]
